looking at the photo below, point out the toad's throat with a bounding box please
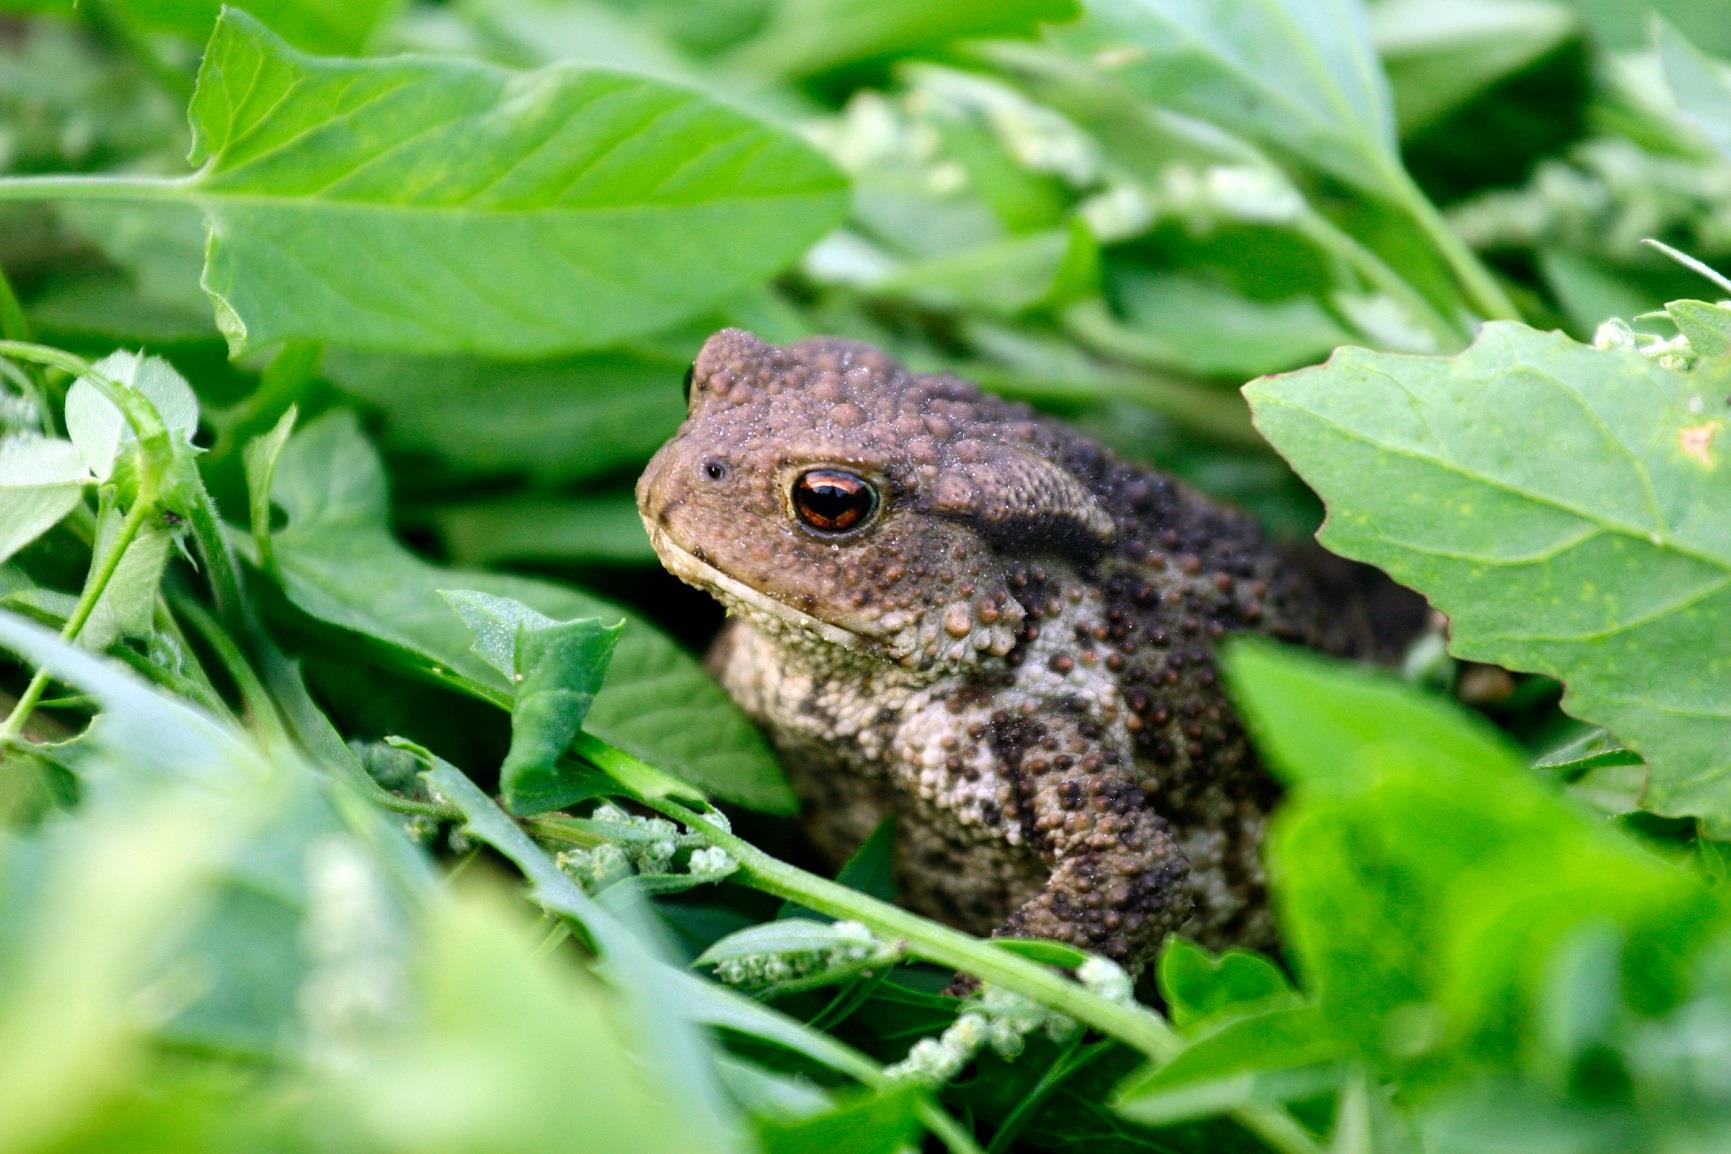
[643,521,879,655]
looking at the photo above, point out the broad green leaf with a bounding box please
[1111,1001,1341,1126]
[65,351,198,481]
[1056,0,1400,195]
[256,411,794,813]
[1228,643,1721,1072]
[1246,323,1731,833]
[439,589,624,814]
[736,0,1077,78]
[324,347,685,484]
[12,0,402,53]
[1222,638,1524,790]
[1071,273,1351,378]
[868,227,1089,317]
[1157,938,1293,1031]
[0,437,88,563]
[1372,0,1575,137]
[178,10,846,357]
[433,492,656,568]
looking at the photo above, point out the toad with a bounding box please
[637,329,1417,976]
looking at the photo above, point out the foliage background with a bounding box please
[2,1,1731,1151]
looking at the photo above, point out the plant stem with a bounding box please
[1295,209,1468,349]
[0,498,154,748]
[638,788,1323,1154]
[1387,165,1520,323]
[0,174,191,204]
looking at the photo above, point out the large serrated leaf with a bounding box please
[1246,322,1731,833]
[176,9,847,356]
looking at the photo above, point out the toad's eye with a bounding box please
[682,362,697,403]
[792,469,879,534]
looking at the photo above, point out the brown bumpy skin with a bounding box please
[637,330,1420,979]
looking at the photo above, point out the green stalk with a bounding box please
[1294,209,1468,349]
[0,498,154,748]
[1385,164,1520,323]
[0,174,190,203]
[629,782,1323,1154]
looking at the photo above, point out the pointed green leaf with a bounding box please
[1667,299,1731,359]
[0,438,88,563]
[1247,323,1731,833]
[242,404,297,575]
[64,350,198,481]
[439,589,625,814]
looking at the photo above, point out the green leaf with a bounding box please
[1157,938,1293,1030]
[1111,1001,1341,1126]
[1246,323,1731,833]
[343,881,737,1154]
[1659,19,1731,162]
[179,9,847,357]
[754,1084,924,1154]
[1227,642,1721,1073]
[695,918,877,968]
[242,405,296,575]
[440,590,624,814]
[80,509,173,650]
[260,411,795,813]
[1057,0,1399,194]
[736,0,1077,77]
[324,347,684,484]
[65,350,198,482]
[0,437,88,563]
[1667,299,1731,358]
[1532,727,1643,776]
[1222,637,1524,790]
[1372,0,1575,137]
[433,492,657,568]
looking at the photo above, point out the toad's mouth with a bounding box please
[643,520,877,654]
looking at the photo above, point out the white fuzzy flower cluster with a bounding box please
[553,803,737,892]
[299,837,408,1074]
[1449,139,1731,257]
[1593,304,1731,372]
[888,984,1083,1083]
[1076,956,1135,1006]
[710,920,893,986]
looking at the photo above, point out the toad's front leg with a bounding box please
[900,700,1195,985]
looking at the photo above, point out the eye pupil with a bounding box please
[794,469,878,533]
